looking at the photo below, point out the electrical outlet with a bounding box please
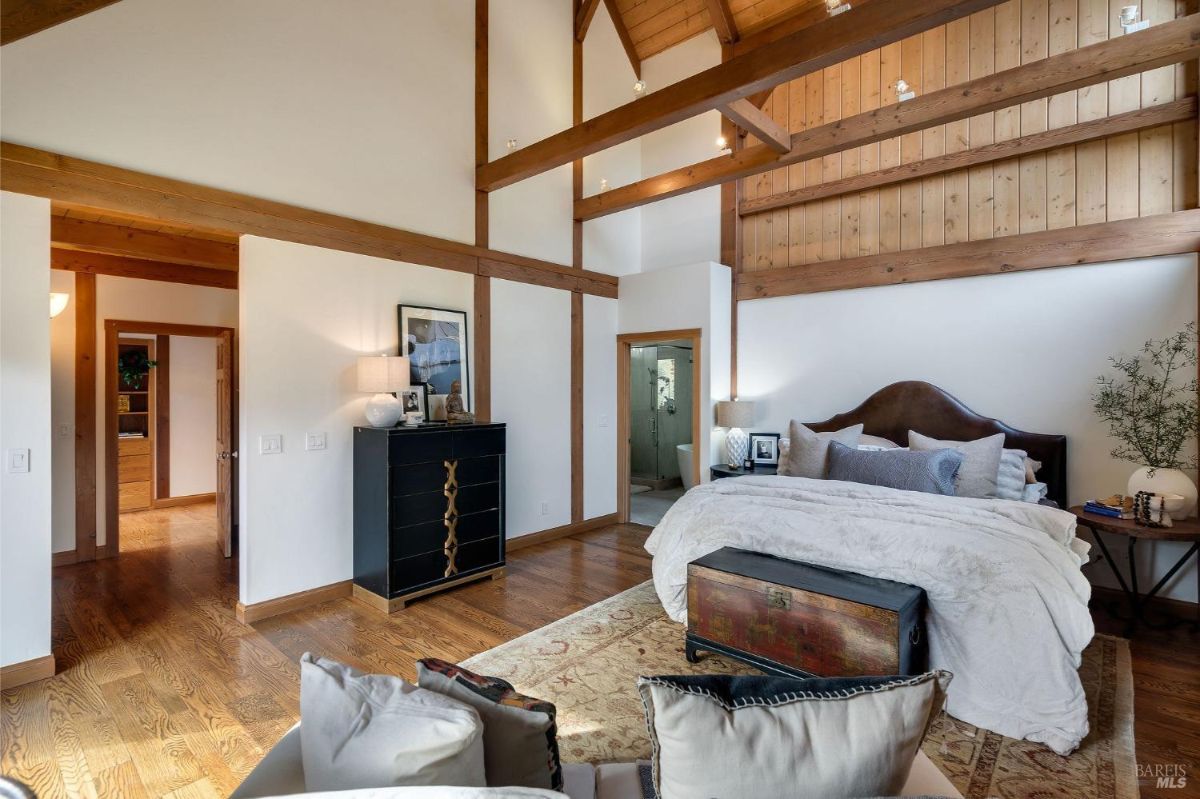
[259,434,283,455]
[540,501,549,516]
[305,432,327,451]
[6,448,30,473]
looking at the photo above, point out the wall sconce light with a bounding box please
[825,0,851,16]
[1119,5,1147,32]
[505,138,518,151]
[599,178,609,192]
[715,135,730,153]
[896,78,915,102]
[633,79,647,97]
[49,293,69,319]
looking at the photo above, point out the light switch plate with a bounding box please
[305,432,327,451]
[6,448,30,473]
[259,434,283,455]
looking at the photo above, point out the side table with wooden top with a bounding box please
[1069,506,1199,631]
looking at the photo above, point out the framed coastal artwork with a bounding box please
[398,305,469,419]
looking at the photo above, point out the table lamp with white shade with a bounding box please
[357,355,410,428]
[716,399,756,468]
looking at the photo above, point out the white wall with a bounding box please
[736,255,1198,602]
[169,336,219,497]
[0,191,53,668]
[584,296,619,518]
[491,279,573,536]
[0,0,475,243]
[238,236,475,604]
[639,33,723,272]
[619,262,731,475]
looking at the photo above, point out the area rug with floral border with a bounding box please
[463,581,1137,799]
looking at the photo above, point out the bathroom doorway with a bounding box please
[616,329,701,526]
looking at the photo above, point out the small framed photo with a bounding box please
[399,383,428,422]
[749,433,781,466]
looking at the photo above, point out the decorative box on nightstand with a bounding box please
[353,423,506,613]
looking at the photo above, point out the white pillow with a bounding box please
[908,431,1004,499]
[639,671,951,799]
[299,654,486,792]
[859,434,899,450]
[996,449,1028,501]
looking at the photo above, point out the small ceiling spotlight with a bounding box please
[633,79,647,97]
[505,138,518,151]
[715,135,730,153]
[1119,5,1147,32]
[825,0,851,16]
[896,78,915,102]
[599,178,610,192]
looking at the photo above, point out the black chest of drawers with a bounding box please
[353,423,506,612]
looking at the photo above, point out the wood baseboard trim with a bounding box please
[153,493,216,509]
[52,544,111,567]
[1091,585,1198,615]
[1,654,55,689]
[236,580,352,625]
[351,567,506,614]
[507,513,620,552]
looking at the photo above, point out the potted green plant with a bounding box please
[117,351,157,390]
[1093,323,1198,519]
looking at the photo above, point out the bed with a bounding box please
[645,381,1095,755]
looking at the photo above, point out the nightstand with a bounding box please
[710,464,778,480]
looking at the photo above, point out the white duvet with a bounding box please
[645,475,1096,755]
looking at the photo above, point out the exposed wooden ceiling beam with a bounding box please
[51,249,238,290]
[575,14,1200,221]
[2,142,618,298]
[603,0,641,79]
[1,0,120,46]
[705,0,739,44]
[51,216,239,270]
[736,210,1200,298]
[476,0,1001,192]
[575,0,602,41]
[741,97,1198,215]
[719,97,790,152]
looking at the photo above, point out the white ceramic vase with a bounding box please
[1127,466,1197,520]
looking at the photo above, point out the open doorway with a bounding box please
[617,329,702,526]
[105,321,236,557]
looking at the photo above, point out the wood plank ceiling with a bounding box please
[612,0,823,60]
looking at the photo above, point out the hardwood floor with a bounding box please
[1,502,1196,799]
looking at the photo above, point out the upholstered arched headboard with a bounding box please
[805,381,1068,508]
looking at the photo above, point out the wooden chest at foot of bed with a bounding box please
[686,548,927,678]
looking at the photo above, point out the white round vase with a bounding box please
[364,393,403,428]
[1127,466,1197,520]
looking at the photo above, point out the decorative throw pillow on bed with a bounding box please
[826,442,962,496]
[908,431,1004,499]
[995,448,1028,501]
[780,421,863,478]
[859,433,900,450]
[638,671,951,799]
[416,658,563,791]
[299,653,486,791]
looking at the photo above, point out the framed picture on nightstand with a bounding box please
[748,433,781,466]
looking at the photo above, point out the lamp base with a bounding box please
[364,393,403,428]
[726,427,749,468]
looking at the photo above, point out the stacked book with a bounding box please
[1083,495,1133,520]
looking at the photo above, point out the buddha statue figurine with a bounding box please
[445,380,474,424]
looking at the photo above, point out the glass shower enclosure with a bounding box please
[629,344,693,486]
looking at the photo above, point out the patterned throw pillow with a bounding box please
[417,658,563,791]
[827,442,962,496]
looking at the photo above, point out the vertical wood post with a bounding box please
[571,4,585,522]
[74,272,97,561]
[474,0,492,423]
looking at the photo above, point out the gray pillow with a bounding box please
[639,671,951,799]
[827,442,962,496]
[416,658,562,791]
[908,431,1005,499]
[780,421,863,478]
[299,653,486,791]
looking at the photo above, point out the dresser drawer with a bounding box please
[118,437,151,456]
[389,551,448,593]
[389,431,454,466]
[455,455,501,487]
[453,428,505,459]
[454,536,502,574]
[391,461,450,496]
[391,483,500,527]
[391,519,450,560]
[456,510,501,546]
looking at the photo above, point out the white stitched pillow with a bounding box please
[908,431,1005,499]
[996,449,1028,501]
[780,421,863,478]
[639,671,951,799]
[300,653,486,791]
